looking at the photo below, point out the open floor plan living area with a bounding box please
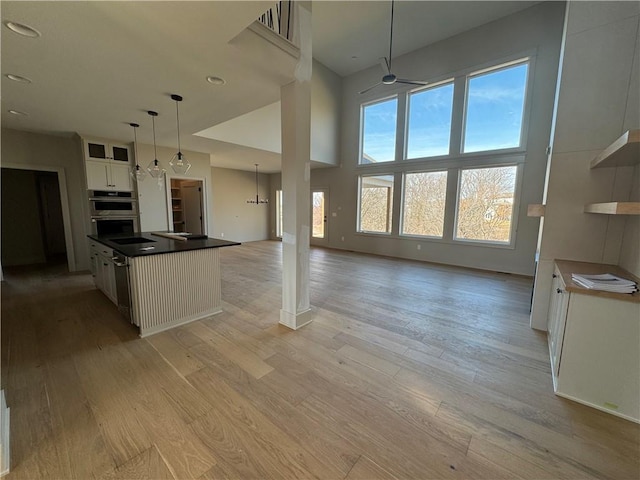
[1,1,639,478]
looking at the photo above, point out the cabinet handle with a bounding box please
[556,288,563,294]
[552,274,557,278]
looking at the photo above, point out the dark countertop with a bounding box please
[88,232,240,257]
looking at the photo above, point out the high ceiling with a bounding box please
[1,1,539,173]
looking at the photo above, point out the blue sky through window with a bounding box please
[362,98,397,163]
[407,83,454,158]
[360,61,528,162]
[464,63,528,153]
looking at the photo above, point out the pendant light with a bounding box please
[146,110,166,179]
[247,164,268,204]
[129,122,146,182]
[169,94,191,174]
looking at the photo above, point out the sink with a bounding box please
[111,237,156,245]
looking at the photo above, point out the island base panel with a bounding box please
[129,249,222,337]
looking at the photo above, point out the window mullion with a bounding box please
[442,167,460,241]
[395,92,407,161]
[449,77,466,157]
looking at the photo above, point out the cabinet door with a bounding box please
[86,161,110,190]
[84,140,109,161]
[110,163,133,191]
[110,144,131,163]
[548,272,570,378]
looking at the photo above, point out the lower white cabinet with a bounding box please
[548,261,640,422]
[89,241,117,304]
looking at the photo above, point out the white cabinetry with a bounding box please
[89,240,117,304]
[548,260,640,422]
[83,139,133,191]
[547,268,569,379]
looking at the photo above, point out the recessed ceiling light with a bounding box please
[206,76,226,85]
[4,21,41,38]
[8,109,28,116]
[5,74,32,83]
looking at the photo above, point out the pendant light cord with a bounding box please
[152,115,158,162]
[175,100,181,153]
[132,125,138,166]
[255,164,259,201]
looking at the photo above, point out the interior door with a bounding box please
[182,183,204,234]
[311,189,328,245]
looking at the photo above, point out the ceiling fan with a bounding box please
[359,0,430,95]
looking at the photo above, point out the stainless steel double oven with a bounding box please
[89,190,139,235]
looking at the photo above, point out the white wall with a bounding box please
[269,2,565,276]
[530,1,640,330]
[210,167,269,242]
[1,128,88,271]
[310,59,342,166]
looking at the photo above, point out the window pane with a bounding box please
[455,165,517,243]
[276,189,283,237]
[406,83,454,159]
[312,191,325,238]
[359,175,394,233]
[361,98,397,164]
[463,63,528,153]
[401,171,447,237]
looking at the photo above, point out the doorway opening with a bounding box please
[1,168,68,270]
[169,178,205,234]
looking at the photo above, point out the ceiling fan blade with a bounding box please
[359,82,383,95]
[396,79,430,86]
[379,57,391,75]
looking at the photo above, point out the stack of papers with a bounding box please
[571,273,638,294]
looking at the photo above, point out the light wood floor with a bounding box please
[1,241,638,479]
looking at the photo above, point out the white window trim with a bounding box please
[404,79,456,161]
[359,95,399,166]
[356,173,395,234]
[399,169,448,239]
[452,162,524,249]
[461,58,532,155]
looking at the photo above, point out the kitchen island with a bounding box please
[88,232,239,337]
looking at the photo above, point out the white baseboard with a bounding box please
[0,390,10,476]
[279,308,313,330]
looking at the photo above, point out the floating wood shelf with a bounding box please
[591,129,640,168]
[527,204,545,217]
[584,202,640,215]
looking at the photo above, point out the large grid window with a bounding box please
[360,97,398,164]
[463,62,529,153]
[358,175,394,233]
[401,171,448,238]
[406,82,454,159]
[455,165,518,244]
[356,57,529,247]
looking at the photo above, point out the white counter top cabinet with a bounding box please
[548,261,640,423]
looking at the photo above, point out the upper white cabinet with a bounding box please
[84,140,131,163]
[83,139,133,191]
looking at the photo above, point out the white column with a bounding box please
[280,1,313,330]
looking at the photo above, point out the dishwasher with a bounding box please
[112,253,138,326]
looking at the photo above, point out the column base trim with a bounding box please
[279,308,313,330]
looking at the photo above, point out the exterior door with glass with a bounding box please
[311,189,328,245]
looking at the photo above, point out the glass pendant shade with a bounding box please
[129,122,146,182]
[146,110,165,179]
[147,158,166,179]
[132,163,147,182]
[169,94,191,174]
[170,151,191,174]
